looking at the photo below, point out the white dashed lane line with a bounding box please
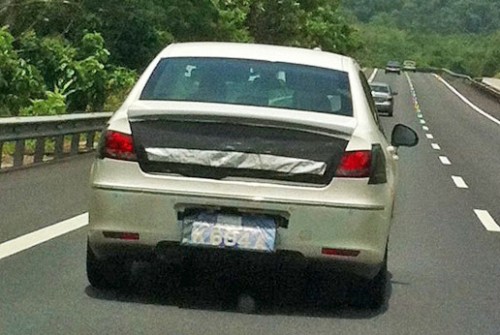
[451,176,469,189]
[439,156,452,165]
[406,73,499,233]
[474,210,500,232]
[0,213,88,261]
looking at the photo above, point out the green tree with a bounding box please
[0,26,45,116]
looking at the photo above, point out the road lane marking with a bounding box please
[431,143,441,150]
[434,74,500,126]
[417,113,423,118]
[422,126,429,131]
[0,213,88,260]
[368,69,377,82]
[451,176,468,188]
[439,156,451,165]
[474,210,500,232]
[426,133,434,139]
[419,119,426,124]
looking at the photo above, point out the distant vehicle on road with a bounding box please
[403,60,417,72]
[370,81,397,116]
[385,61,401,75]
[87,42,419,309]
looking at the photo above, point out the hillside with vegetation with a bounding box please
[341,0,500,77]
[0,0,498,117]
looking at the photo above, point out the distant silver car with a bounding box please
[370,81,397,116]
[385,61,401,75]
[87,42,418,309]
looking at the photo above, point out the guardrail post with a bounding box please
[71,133,80,155]
[86,131,96,151]
[54,135,64,158]
[0,141,3,167]
[14,139,25,167]
[34,137,45,163]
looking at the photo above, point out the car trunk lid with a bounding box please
[128,102,356,185]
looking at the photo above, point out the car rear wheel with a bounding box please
[86,243,132,290]
[350,249,388,309]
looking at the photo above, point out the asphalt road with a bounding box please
[1,72,499,334]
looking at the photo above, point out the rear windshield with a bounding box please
[370,84,389,93]
[140,57,353,116]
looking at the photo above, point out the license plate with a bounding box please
[181,211,276,252]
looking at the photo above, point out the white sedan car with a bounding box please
[87,42,418,309]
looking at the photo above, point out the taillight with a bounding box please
[101,130,137,161]
[321,247,360,257]
[103,231,140,240]
[335,150,371,178]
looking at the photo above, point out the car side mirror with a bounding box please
[391,124,418,147]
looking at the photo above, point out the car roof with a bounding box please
[156,42,354,72]
[387,60,400,65]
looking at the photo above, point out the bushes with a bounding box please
[0,27,137,116]
[0,27,45,116]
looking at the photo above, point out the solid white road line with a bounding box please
[431,143,441,150]
[439,156,451,165]
[368,68,377,83]
[426,133,434,139]
[0,213,88,260]
[451,176,469,188]
[434,74,500,126]
[474,210,500,232]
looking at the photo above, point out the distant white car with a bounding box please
[87,42,418,309]
[403,60,417,72]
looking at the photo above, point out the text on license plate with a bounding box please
[181,212,276,252]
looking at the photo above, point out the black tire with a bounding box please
[350,250,388,310]
[86,243,132,290]
[388,109,393,117]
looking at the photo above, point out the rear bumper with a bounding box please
[87,238,384,279]
[385,69,400,74]
[374,102,393,112]
[88,184,392,279]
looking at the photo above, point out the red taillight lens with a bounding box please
[103,231,140,240]
[321,248,360,257]
[335,150,371,178]
[102,130,137,161]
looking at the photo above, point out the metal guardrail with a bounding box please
[0,113,112,171]
[420,67,500,103]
